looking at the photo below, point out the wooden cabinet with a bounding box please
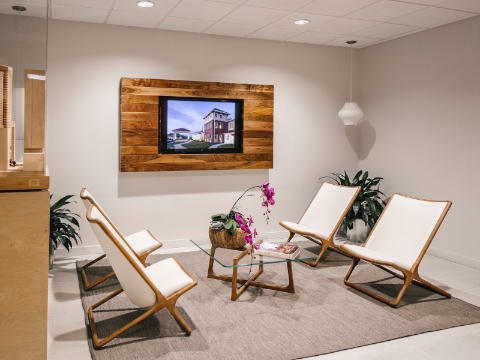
[0,189,49,360]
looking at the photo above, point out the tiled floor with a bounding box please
[48,247,480,360]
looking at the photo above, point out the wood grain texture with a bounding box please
[24,70,46,151]
[0,166,49,190]
[0,190,49,360]
[120,78,273,171]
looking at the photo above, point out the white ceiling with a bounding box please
[1,0,479,48]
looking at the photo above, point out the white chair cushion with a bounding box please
[299,183,359,239]
[125,230,160,255]
[144,258,194,299]
[342,244,412,270]
[279,221,330,240]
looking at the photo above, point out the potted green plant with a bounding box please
[321,171,386,243]
[49,195,82,269]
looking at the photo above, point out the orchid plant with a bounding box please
[210,183,275,246]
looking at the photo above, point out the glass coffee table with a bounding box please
[190,236,317,301]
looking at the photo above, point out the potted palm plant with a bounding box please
[49,195,82,269]
[321,171,386,243]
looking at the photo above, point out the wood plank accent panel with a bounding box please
[120,78,274,172]
[0,190,49,360]
[24,70,46,152]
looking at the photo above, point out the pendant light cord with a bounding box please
[349,42,353,103]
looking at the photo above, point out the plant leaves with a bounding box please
[351,170,362,185]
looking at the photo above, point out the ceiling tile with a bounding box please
[311,17,379,34]
[221,5,289,26]
[346,1,426,22]
[353,22,421,38]
[247,27,305,40]
[267,12,336,30]
[169,0,239,21]
[394,0,445,4]
[204,21,260,36]
[438,0,480,13]
[203,0,247,3]
[51,4,109,23]
[287,31,343,44]
[52,0,115,10]
[297,0,381,17]
[390,6,475,27]
[157,17,215,32]
[323,35,381,47]
[0,3,47,17]
[243,0,315,11]
[113,0,180,15]
[106,10,163,28]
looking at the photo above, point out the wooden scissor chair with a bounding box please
[86,204,198,348]
[340,193,452,307]
[280,182,361,267]
[80,188,162,290]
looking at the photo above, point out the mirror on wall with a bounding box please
[0,1,47,169]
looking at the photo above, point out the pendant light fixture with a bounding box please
[338,40,364,126]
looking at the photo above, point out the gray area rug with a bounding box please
[76,242,480,359]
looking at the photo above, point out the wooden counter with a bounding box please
[0,166,49,191]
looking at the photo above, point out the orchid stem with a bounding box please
[229,186,260,214]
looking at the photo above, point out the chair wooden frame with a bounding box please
[284,182,361,267]
[80,188,162,290]
[86,204,198,348]
[340,193,452,308]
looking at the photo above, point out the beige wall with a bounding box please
[47,20,359,250]
[359,15,480,267]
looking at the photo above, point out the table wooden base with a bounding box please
[207,245,295,301]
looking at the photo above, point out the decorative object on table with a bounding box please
[338,41,364,126]
[49,194,81,269]
[209,182,275,249]
[321,170,386,243]
[253,242,300,260]
[279,182,361,267]
[80,188,162,290]
[340,193,452,307]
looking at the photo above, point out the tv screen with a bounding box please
[159,97,243,154]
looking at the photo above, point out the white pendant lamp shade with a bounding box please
[338,102,364,126]
[340,40,363,126]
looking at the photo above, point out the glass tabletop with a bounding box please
[190,235,317,268]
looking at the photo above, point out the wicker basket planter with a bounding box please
[209,227,246,249]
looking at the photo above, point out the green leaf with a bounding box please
[352,200,360,215]
[351,170,362,185]
[211,213,228,221]
[50,195,75,212]
[362,211,369,226]
[344,171,351,186]
[366,198,378,218]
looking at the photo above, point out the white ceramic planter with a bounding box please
[347,219,371,243]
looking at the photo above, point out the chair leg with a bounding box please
[301,241,330,267]
[88,288,165,349]
[285,231,295,242]
[81,254,115,291]
[413,273,451,298]
[167,303,192,335]
[344,258,414,308]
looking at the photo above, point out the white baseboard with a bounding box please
[55,233,480,271]
[54,245,103,258]
[427,246,480,270]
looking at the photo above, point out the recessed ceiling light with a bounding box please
[294,19,310,25]
[137,1,154,7]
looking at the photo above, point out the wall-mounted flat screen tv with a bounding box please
[159,97,243,154]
